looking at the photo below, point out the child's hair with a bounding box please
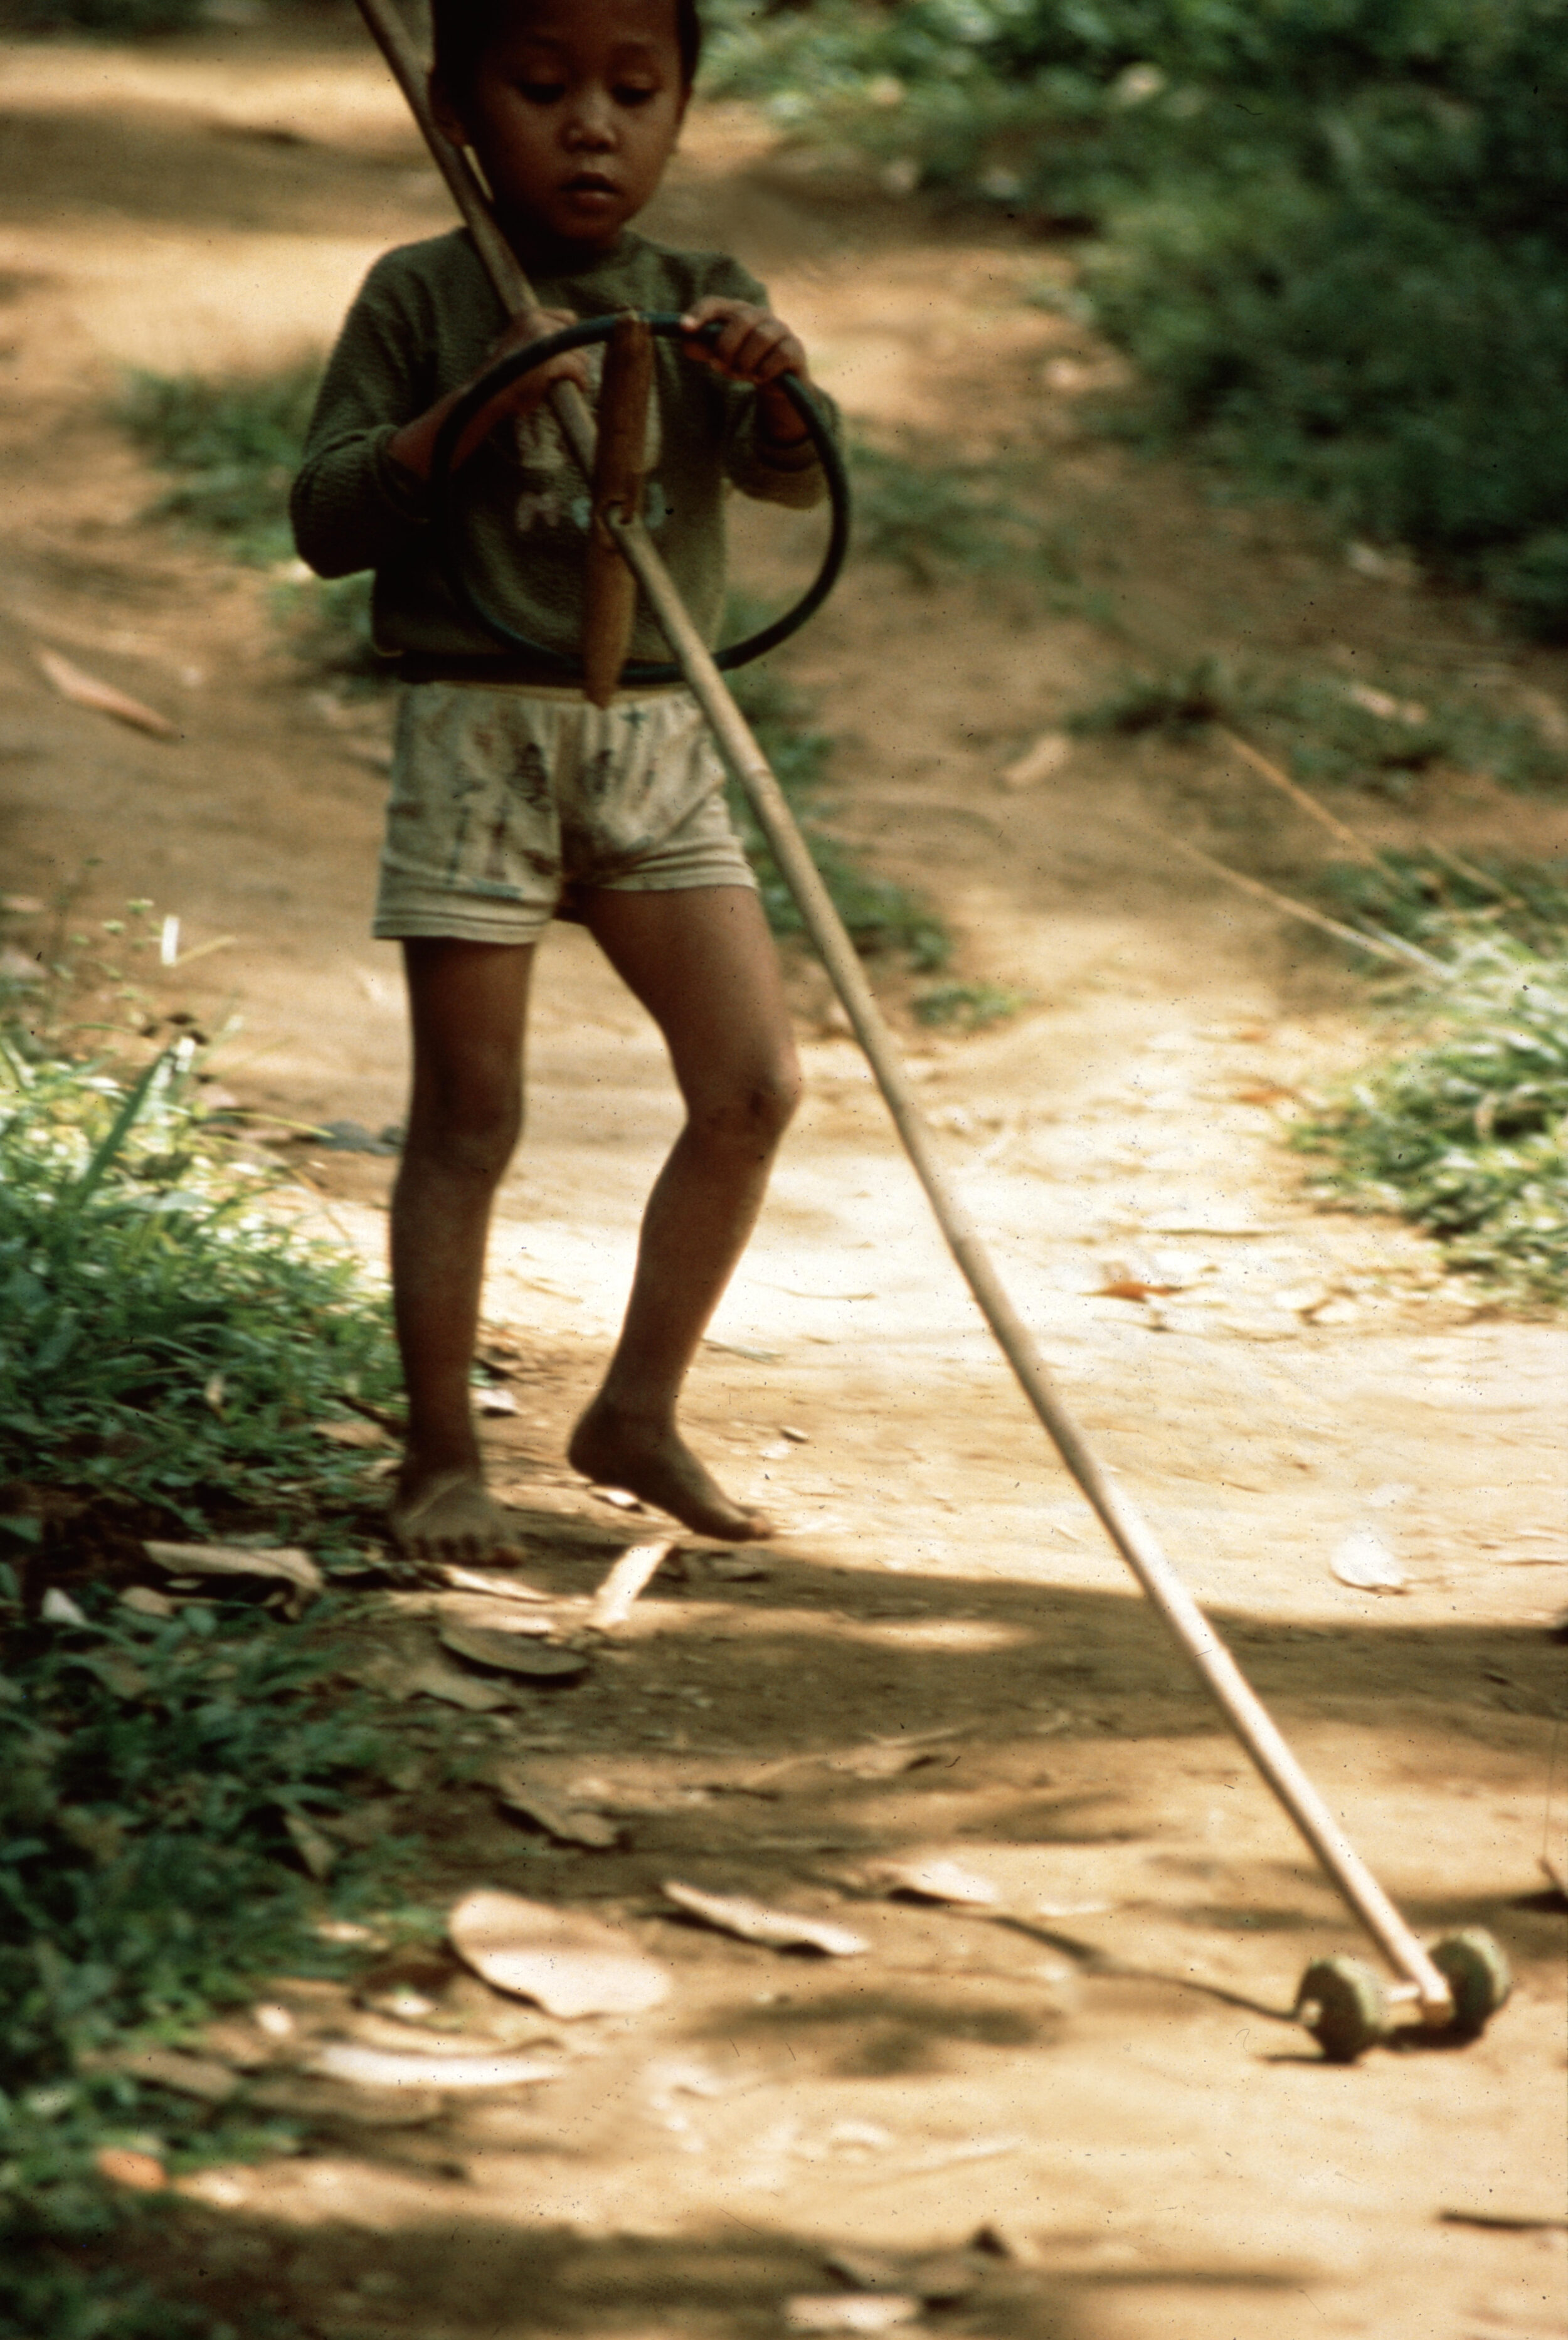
[432,0,704,104]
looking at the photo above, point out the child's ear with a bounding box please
[429,70,472,152]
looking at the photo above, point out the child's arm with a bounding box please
[290,252,588,581]
[383,307,589,484]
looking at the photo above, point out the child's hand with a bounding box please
[387,308,590,484]
[681,297,812,448]
[680,297,808,388]
[484,307,591,420]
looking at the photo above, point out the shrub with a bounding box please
[708,0,1568,633]
[0,1040,401,1550]
[1298,933,1568,1301]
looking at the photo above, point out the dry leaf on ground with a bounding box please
[590,1485,647,1511]
[142,1541,322,1603]
[785,2299,922,2334]
[440,1620,588,1680]
[282,1813,336,1880]
[661,1880,867,1957]
[306,2040,560,2092]
[494,1772,621,1849]
[449,1888,670,2018]
[36,646,178,737]
[588,1538,679,1629]
[93,2047,239,2103]
[119,1586,176,1619]
[438,1565,549,1602]
[999,729,1072,790]
[872,1858,999,1908]
[405,1656,513,1713]
[40,1588,88,1626]
[1330,1528,1409,1593]
[312,1416,387,1449]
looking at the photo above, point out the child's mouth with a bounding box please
[562,174,618,206]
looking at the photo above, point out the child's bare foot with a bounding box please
[388,1466,524,1564]
[568,1400,771,1542]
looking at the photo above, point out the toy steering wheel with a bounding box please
[428,310,850,685]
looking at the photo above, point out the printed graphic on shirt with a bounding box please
[511,341,665,540]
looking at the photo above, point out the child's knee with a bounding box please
[410,1064,523,1180]
[698,1049,801,1154]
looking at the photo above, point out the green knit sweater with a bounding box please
[290,227,835,679]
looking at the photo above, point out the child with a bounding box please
[290,0,835,1562]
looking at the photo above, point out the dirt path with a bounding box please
[1,24,1564,2340]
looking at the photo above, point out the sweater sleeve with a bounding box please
[289,253,445,580]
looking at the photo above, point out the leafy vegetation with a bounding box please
[724,649,950,970]
[0,1560,400,2325]
[1066,654,1568,800]
[847,440,1012,585]
[11,0,203,29]
[846,439,1096,615]
[114,368,320,567]
[707,0,1568,637]
[913,977,1027,1030]
[0,938,413,2327]
[0,1035,401,1554]
[1315,851,1568,960]
[1298,934,1568,1302]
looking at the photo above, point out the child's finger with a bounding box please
[499,347,588,415]
[683,311,801,384]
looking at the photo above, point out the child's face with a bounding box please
[438,0,688,255]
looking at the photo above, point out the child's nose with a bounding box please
[564,89,617,147]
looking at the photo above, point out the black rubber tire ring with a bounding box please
[427,309,850,682]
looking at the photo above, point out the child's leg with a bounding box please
[569,884,800,1540]
[388,936,534,1561]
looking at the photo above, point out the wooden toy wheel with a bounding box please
[1429,1929,1513,2040]
[1296,1955,1389,2063]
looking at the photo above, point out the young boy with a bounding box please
[290,0,834,1562]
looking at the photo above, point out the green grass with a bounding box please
[15,0,202,26]
[114,368,322,568]
[0,963,420,2329]
[0,1039,401,1557]
[913,978,1027,1030]
[1066,654,1568,800]
[706,0,1568,638]
[0,1559,403,2326]
[1297,933,1568,1303]
[846,440,1101,617]
[847,442,1012,585]
[723,647,949,971]
[1313,852,1568,960]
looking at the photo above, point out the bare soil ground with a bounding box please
[1,21,1564,2339]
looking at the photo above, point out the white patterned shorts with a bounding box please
[373,682,756,946]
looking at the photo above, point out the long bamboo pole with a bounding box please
[351,0,1452,2020]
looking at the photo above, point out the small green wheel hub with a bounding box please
[1429,1928,1513,2040]
[1296,1955,1389,2063]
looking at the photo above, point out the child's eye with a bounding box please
[614,81,659,107]
[517,77,567,104]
